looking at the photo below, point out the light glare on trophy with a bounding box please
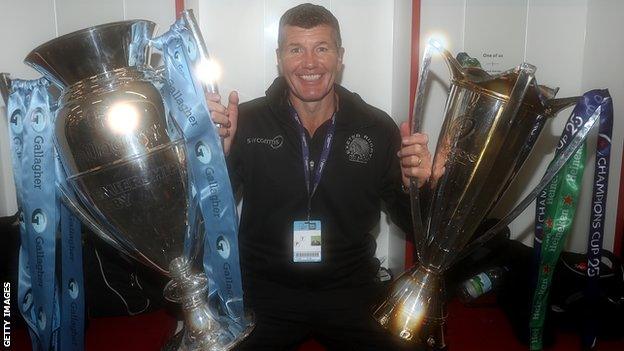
[373,41,593,350]
[18,12,251,351]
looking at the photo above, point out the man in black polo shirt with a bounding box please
[208,3,431,350]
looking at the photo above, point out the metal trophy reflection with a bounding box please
[20,10,251,351]
[373,40,600,349]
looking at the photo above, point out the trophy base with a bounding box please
[418,318,447,351]
[373,264,447,350]
[162,258,255,351]
[163,319,255,351]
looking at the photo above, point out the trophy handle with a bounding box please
[542,96,583,117]
[456,100,606,262]
[180,10,218,95]
[153,66,166,79]
[408,42,436,258]
[430,40,465,83]
[179,9,229,151]
[56,183,142,263]
[409,39,464,257]
[0,73,11,104]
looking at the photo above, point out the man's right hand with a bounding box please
[206,91,239,155]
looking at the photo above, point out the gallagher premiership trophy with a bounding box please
[3,10,252,351]
[373,40,604,350]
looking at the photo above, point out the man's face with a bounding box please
[277,24,344,103]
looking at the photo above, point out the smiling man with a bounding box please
[208,3,430,350]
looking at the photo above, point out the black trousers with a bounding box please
[235,283,418,351]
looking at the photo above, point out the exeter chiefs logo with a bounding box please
[345,134,373,163]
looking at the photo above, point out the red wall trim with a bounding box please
[175,0,185,19]
[405,0,421,269]
[614,144,624,258]
[408,0,422,126]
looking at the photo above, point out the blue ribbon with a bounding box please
[6,82,40,348]
[152,17,245,328]
[17,79,58,350]
[7,79,85,350]
[59,202,84,351]
[54,144,85,351]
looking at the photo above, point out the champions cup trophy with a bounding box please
[373,40,601,349]
[8,10,252,351]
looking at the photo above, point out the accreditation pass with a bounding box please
[293,220,322,262]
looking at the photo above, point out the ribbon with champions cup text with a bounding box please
[530,89,612,350]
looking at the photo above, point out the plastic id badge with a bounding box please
[293,220,322,263]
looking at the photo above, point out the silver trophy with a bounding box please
[373,41,599,349]
[19,11,251,351]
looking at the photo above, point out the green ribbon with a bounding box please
[530,143,587,350]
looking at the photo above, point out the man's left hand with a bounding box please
[398,121,432,188]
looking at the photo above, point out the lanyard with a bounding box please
[289,104,336,219]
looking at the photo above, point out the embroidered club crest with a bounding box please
[345,134,373,163]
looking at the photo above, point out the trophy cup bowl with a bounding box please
[24,19,249,350]
[373,42,582,349]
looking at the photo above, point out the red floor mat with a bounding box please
[10,301,623,350]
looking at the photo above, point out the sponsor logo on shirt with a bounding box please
[345,134,374,163]
[247,135,283,149]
